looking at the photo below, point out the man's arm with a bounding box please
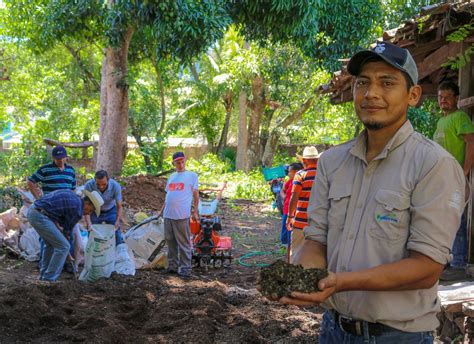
[292,239,327,269]
[27,179,42,200]
[115,201,124,228]
[84,214,92,230]
[285,191,299,228]
[463,133,474,176]
[157,202,165,217]
[192,189,199,221]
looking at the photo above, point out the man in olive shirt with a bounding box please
[433,81,474,280]
[280,42,465,343]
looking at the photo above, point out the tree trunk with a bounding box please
[262,95,317,167]
[247,75,265,169]
[236,90,249,171]
[96,27,134,176]
[216,91,232,158]
[190,63,200,82]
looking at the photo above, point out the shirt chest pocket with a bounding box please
[328,184,352,231]
[371,189,410,241]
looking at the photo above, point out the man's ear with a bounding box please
[408,85,422,107]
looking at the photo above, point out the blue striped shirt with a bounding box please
[34,190,83,236]
[28,162,76,194]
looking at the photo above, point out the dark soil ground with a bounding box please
[0,176,323,343]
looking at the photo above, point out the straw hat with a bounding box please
[83,190,104,216]
[296,146,321,161]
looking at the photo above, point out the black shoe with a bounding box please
[440,267,467,281]
[165,268,178,274]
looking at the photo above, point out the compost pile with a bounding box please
[118,175,167,212]
[259,260,328,299]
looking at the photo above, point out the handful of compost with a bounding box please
[259,260,328,299]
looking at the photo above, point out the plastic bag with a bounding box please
[114,243,136,275]
[125,216,167,269]
[18,226,40,262]
[79,224,115,282]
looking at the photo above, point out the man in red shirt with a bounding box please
[286,146,320,263]
[280,163,303,256]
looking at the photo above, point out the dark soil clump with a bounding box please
[259,260,328,299]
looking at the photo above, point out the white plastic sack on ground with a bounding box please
[18,226,40,261]
[79,224,116,282]
[125,216,167,269]
[114,243,136,275]
[73,224,87,269]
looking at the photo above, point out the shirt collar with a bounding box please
[350,120,414,162]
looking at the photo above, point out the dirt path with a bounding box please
[0,198,323,343]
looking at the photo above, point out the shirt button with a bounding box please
[348,233,355,240]
[340,266,346,272]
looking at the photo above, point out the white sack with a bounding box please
[79,224,115,282]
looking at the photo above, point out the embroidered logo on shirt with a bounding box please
[168,183,185,191]
[376,213,399,223]
[449,190,462,210]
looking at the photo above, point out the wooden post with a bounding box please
[458,42,474,263]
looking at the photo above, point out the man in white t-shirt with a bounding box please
[159,151,199,277]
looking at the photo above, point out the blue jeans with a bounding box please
[280,214,291,245]
[90,206,124,246]
[319,311,433,344]
[28,207,70,281]
[451,214,467,268]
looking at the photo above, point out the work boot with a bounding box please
[165,268,177,274]
[440,267,468,281]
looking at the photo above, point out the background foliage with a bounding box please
[0,0,445,191]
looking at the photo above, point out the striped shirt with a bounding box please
[34,190,83,236]
[291,162,317,230]
[28,162,76,194]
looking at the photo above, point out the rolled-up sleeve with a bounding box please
[28,168,43,183]
[304,155,329,245]
[408,155,465,265]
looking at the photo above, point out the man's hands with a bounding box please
[192,209,199,222]
[280,272,337,306]
[286,216,293,230]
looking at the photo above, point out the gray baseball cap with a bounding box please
[347,41,418,85]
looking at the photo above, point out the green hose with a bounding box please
[238,250,286,267]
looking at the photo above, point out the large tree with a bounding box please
[4,0,231,175]
[4,0,387,174]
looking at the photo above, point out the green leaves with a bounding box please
[446,24,473,43]
[442,44,474,71]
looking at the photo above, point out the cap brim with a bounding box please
[83,190,101,216]
[347,50,404,78]
[173,157,185,161]
[53,154,67,159]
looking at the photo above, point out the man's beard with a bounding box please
[362,120,386,130]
